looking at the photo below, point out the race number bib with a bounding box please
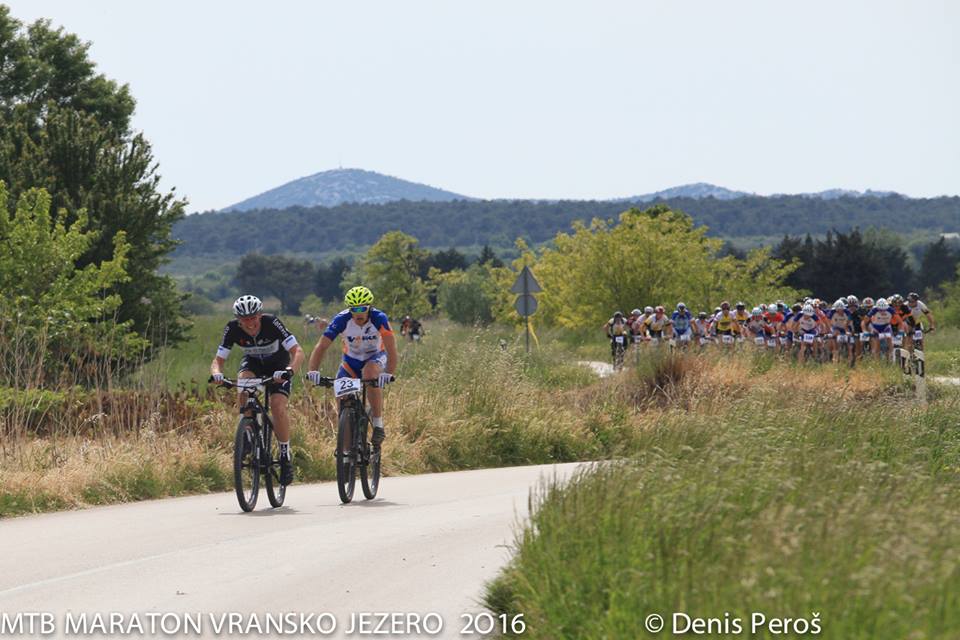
[754,337,765,345]
[699,337,707,346]
[767,339,777,348]
[803,333,815,344]
[722,335,734,344]
[860,333,871,343]
[334,377,363,398]
[615,336,625,344]
[649,337,659,345]
[914,329,923,341]
[679,333,691,342]
[892,335,902,346]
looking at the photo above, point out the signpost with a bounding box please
[511,266,542,353]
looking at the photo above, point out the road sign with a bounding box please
[514,294,538,317]
[510,266,542,294]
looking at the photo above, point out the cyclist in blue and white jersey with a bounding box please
[670,302,693,346]
[795,305,821,363]
[306,286,398,447]
[866,297,895,358]
[211,295,305,485]
[825,299,853,363]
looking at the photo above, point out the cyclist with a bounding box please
[644,305,671,344]
[400,315,423,342]
[745,307,766,346]
[826,299,853,363]
[628,309,645,349]
[306,286,398,447]
[604,310,631,361]
[670,303,694,347]
[867,298,895,359]
[211,295,305,486]
[713,301,736,349]
[903,291,936,355]
[732,302,750,342]
[694,311,712,347]
[796,304,821,363]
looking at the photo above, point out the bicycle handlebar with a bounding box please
[311,375,394,389]
[208,370,293,389]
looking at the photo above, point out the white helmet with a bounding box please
[833,300,844,310]
[644,306,654,314]
[752,307,762,316]
[677,302,687,310]
[759,303,768,312]
[876,298,889,310]
[233,295,262,317]
[802,304,815,316]
[631,308,642,316]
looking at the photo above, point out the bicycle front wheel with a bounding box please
[361,416,380,500]
[264,421,286,508]
[234,418,259,512]
[336,407,357,504]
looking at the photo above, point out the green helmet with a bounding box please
[344,286,374,306]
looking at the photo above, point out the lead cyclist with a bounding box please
[306,286,399,446]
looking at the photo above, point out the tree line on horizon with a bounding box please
[170,195,960,261]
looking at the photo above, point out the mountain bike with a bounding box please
[312,376,391,503]
[905,327,932,378]
[210,373,290,512]
[610,335,626,371]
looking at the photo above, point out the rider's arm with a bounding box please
[308,335,334,371]
[287,344,305,373]
[925,308,936,330]
[382,330,399,376]
[211,355,226,378]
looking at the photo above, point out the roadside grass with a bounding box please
[484,358,960,639]
[2,317,953,525]
[926,326,960,377]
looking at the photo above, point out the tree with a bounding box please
[419,247,468,279]
[233,254,315,315]
[434,265,497,325]
[0,182,143,385]
[0,7,187,354]
[919,237,959,295]
[350,231,432,318]
[493,205,798,328]
[314,257,351,301]
[477,244,504,268]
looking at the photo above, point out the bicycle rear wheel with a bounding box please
[336,407,357,503]
[234,418,259,512]
[264,421,286,508]
[361,416,380,500]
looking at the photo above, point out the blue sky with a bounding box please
[7,1,958,211]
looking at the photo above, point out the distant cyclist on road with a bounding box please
[306,286,398,447]
[211,295,305,486]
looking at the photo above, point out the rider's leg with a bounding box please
[270,391,295,484]
[363,360,387,445]
[237,369,256,413]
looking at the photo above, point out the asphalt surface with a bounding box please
[0,462,584,639]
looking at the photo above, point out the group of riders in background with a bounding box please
[604,293,937,376]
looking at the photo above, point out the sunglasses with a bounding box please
[350,305,370,314]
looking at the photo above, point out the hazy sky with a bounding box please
[6,1,958,211]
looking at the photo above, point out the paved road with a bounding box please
[0,463,583,639]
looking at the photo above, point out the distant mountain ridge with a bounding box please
[218,170,907,213]
[222,168,471,212]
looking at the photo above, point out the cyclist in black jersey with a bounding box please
[211,295,304,485]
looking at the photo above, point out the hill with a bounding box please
[170,195,960,267]
[221,168,470,211]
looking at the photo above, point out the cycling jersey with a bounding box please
[745,319,765,335]
[796,315,819,334]
[324,308,394,360]
[826,308,852,332]
[713,311,735,333]
[217,314,298,367]
[733,310,750,325]
[645,313,671,332]
[607,318,630,336]
[867,307,894,330]
[906,300,929,324]
[671,310,692,334]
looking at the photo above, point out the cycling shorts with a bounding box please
[337,350,387,379]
